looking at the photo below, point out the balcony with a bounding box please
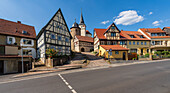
[0,45,19,55]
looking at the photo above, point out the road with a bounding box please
[0,60,170,93]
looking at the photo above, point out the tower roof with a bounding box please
[79,9,85,25]
[71,19,79,28]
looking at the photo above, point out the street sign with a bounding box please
[109,49,112,52]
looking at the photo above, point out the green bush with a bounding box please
[162,51,169,55]
[145,53,149,58]
[46,49,58,58]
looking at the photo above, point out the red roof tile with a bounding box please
[94,28,107,39]
[121,31,150,41]
[139,28,169,39]
[100,45,129,51]
[0,19,36,39]
[76,35,93,43]
[151,36,170,38]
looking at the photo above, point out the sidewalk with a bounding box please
[82,52,110,67]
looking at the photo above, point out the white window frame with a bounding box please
[20,38,34,46]
[7,36,15,44]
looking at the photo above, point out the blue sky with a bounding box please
[0,0,170,36]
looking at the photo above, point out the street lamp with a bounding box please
[21,42,24,73]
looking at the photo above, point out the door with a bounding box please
[0,60,4,74]
[123,52,126,60]
[141,49,143,55]
[81,48,85,52]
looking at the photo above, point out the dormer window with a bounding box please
[22,30,27,34]
[139,35,144,38]
[130,35,135,38]
[111,33,116,37]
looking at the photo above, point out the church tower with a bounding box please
[70,19,80,51]
[79,10,86,36]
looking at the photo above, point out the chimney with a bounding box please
[17,21,21,24]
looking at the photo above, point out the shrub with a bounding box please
[162,51,169,55]
[145,53,149,58]
[46,49,58,58]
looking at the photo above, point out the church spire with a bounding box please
[79,9,85,25]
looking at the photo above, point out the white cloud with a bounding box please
[149,12,153,15]
[101,20,110,24]
[114,10,144,25]
[152,20,163,26]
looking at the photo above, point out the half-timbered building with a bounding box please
[37,8,72,63]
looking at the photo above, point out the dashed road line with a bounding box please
[58,74,77,93]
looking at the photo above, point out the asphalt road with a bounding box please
[0,60,170,93]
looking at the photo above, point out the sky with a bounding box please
[0,0,170,36]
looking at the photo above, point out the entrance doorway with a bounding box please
[123,52,126,60]
[0,60,4,74]
[81,48,85,52]
[141,49,143,55]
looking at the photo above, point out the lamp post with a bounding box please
[21,43,24,73]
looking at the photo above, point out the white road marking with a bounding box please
[0,59,169,85]
[58,74,77,93]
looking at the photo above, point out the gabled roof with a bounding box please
[94,28,107,39]
[140,28,166,33]
[94,28,126,40]
[0,19,36,39]
[100,45,129,51]
[76,35,93,43]
[104,22,120,34]
[139,28,170,39]
[121,31,150,41]
[36,8,72,39]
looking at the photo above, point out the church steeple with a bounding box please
[79,9,85,25]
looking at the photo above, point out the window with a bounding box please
[152,41,155,45]
[129,41,131,45]
[151,33,154,36]
[137,42,139,45]
[130,35,135,38]
[51,34,56,39]
[21,38,33,46]
[145,42,147,45]
[58,36,62,40]
[23,49,32,55]
[111,33,116,37]
[65,38,69,42]
[141,42,143,45]
[7,36,15,44]
[50,45,56,50]
[115,51,119,54]
[133,41,135,45]
[22,30,27,34]
[23,39,32,45]
[0,46,5,55]
[147,49,149,53]
[112,41,117,45]
[139,35,144,38]
[111,26,115,29]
